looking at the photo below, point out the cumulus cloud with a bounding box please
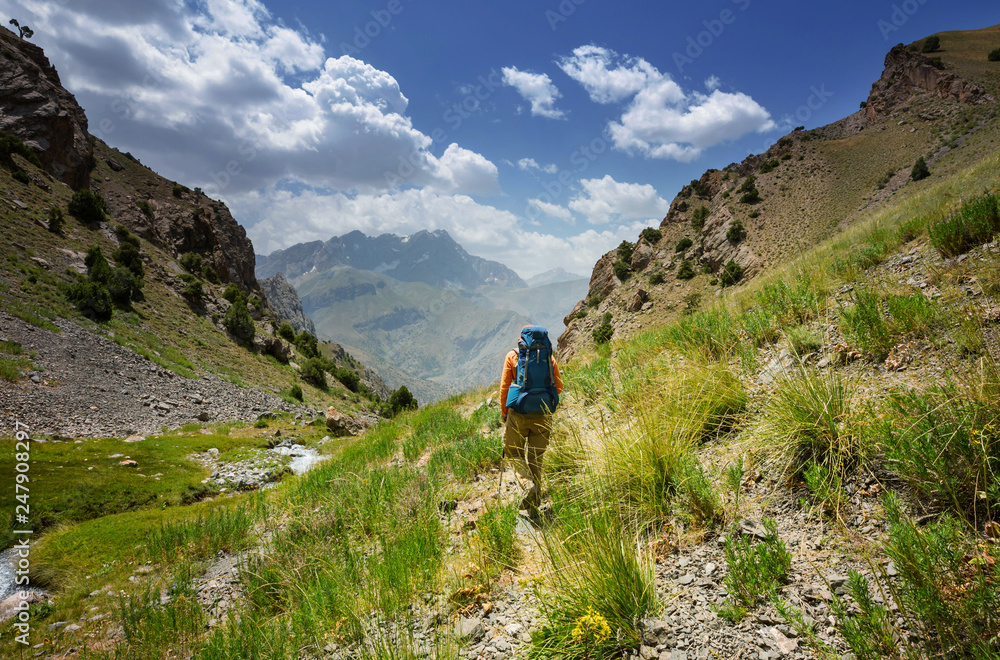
[517,158,558,174]
[559,44,775,161]
[501,67,565,119]
[557,45,658,104]
[10,0,498,197]
[567,175,668,225]
[527,198,573,221]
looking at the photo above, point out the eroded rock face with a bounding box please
[259,272,317,336]
[0,30,94,189]
[865,44,993,123]
[697,205,761,277]
[630,242,654,271]
[586,252,620,302]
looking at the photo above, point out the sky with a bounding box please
[3,1,998,278]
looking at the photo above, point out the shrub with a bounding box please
[990,48,1000,62]
[182,278,203,300]
[721,519,791,610]
[299,358,327,389]
[222,283,242,304]
[586,296,601,308]
[136,200,154,218]
[475,503,519,570]
[333,367,360,392]
[289,384,303,401]
[640,227,662,244]
[112,241,144,282]
[106,267,140,304]
[388,385,417,415]
[294,332,320,360]
[172,184,185,198]
[759,159,779,174]
[928,193,1000,257]
[676,259,695,280]
[691,206,709,231]
[780,153,792,161]
[179,252,203,274]
[616,240,635,263]
[911,156,930,181]
[726,220,745,243]
[47,206,64,233]
[67,280,113,321]
[12,170,29,184]
[0,131,42,169]
[613,259,631,281]
[921,35,940,53]
[719,260,743,286]
[592,312,613,344]
[786,325,822,355]
[202,265,220,284]
[223,297,255,341]
[277,323,295,342]
[739,190,760,204]
[748,209,760,219]
[85,246,112,284]
[649,271,665,285]
[839,289,937,360]
[68,189,108,227]
[675,237,693,253]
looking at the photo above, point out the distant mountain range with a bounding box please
[256,229,525,290]
[257,230,587,401]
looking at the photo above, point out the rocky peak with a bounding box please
[259,272,317,336]
[864,44,993,124]
[0,28,93,189]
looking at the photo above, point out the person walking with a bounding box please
[500,324,563,518]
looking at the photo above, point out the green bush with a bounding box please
[719,260,743,286]
[66,280,113,321]
[720,519,791,611]
[223,297,255,341]
[649,271,665,285]
[616,240,635,263]
[0,131,42,169]
[112,241,144,283]
[68,190,108,227]
[277,323,295,342]
[294,332,320,360]
[921,35,940,53]
[726,220,745,243]
[675,237,693,253]
[179,252,203,274]
[640,227,662,244]
[928,193,1000,257]
[592,312,613,344]
[691,206,709,231]
[911,156,930,181]
[47,206,64,233]
[839,289,937,360]
[990,48,1000,62]
[333,367,360,392]
[85,246,112,284]
[289,384,303,401]
[202,265,220,284]
[388,385,417,415]
[748,209,760,219]
[613,259,631,281]
[136,200,154,218]
[106,267,140,304]
[12,170,29,184]
[172,184,185,198]
[476,503,519,570]
[222,283,242,304]
[739,190,760,204]
[676,259,695,280]
[182,278,203,300]
[759,159,779,174]
[299,358,327,389]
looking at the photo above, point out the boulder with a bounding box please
[586,252,620,302]
[628,289,649,312]
[326,407,366,436]
[630,242,654,271]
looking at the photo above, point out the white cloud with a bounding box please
[558,44,775,161]
[557,45,658,104]
[517,158,558,174]
[567,175,667,225]
[501,66,565,119]
[11,0,498,197]
[527,198,573,221]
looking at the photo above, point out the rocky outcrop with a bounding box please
[585,252,620,302]
[259,272,317,335]
[864,44,993,124]
[696,205,761,277]
[0,29,94,189]
[326,407,370,437]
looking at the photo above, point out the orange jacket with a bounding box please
[500,349,563,418]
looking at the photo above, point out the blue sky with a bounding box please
[4,0,997,277]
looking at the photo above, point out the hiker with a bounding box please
[500,324,563,516]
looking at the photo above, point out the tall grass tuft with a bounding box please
[529,510,658,659]
[929,193,1000,257]
[116,565,206,659]
[146,500,261,562]
[839,288,937,360]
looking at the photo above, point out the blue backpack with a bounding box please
[506,325,559,415]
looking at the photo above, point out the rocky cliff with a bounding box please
[259,272,317,335]
[0,27,93,189]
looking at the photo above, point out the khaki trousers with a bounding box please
[503,411,551,486]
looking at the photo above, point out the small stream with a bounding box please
[0,442,328,604]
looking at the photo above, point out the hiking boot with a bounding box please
[520,483,541,512]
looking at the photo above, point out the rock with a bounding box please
[119,460,138,468]
[64,623,82,632]
[761,626,798,655]
[0,31,94,188]
[107,158,125,172]
[631,241,654,271]
[0,591,47,621]
[196,411,210,422]
[628,289,650,313]
[738,519,769,540]
[29,257,51,270]
[259,273,317,336]
[123,435,145,443]
[455,616,485,642]
[325,407,366,436]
